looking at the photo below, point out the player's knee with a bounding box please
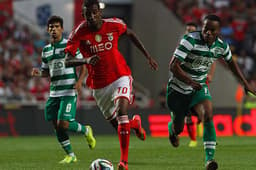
[203,112,213,122]
[57,120,69,130]
[116,106,128,117]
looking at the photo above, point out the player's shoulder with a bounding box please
[103,17,126,26]
[72,20,87,33]
[216,37,228,48]
[42,43,52,53]
[186,31,201,40]
[61,38,68,44]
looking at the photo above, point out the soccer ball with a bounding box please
[89,158,114,170]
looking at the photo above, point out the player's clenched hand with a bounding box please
[31,68,41,77]
[190,81,202,90]
[86,55,100,66]
[147,57,158,71]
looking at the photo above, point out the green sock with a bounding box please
[68,121,86,134]
[56,130,73,155]
[168,112,174,135]
[168,121,173,135]
[203,121,216,163]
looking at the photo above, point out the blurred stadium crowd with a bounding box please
[1,0,256,108]
[0,11,96,106]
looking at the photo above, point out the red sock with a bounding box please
[117,116,130,163]
[129,119,138,129]
[187,122,196,141]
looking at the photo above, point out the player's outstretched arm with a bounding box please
[65,53,100,67]
[31,68,49,77]
[170,58,202,90]
[125,28,158,71]
[74,65,87,94]
[227,58,256,95]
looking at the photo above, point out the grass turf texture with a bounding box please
[0,136,256,170]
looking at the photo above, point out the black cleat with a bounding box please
[168,133,179,147]
[205,160,218,170]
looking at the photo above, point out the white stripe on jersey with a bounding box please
[194,44,209,52]
[174,49,187,59]
[44,50,54,58]
[103,18,125,25]
[51,78,76,86]
[224,45,229,55]
[180,39,193,50]
[50,89,76,97]
[68,21,86,40]
[51,67,75,77]
[225,51,232,61]
[54,48,65,54]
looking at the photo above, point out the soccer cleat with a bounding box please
[132,115,146,141]
[59,155,77,164]
[169,133,179,147]
[118,161,128,170]
[205,160,218,170]
[85,125,96,149]
[188,140,197,147]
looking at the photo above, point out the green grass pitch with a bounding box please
[1,135,256,170]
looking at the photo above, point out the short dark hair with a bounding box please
[186,22,197,28]
[83,0,100,9]
[204,14,221,24]
[47,15,63,28]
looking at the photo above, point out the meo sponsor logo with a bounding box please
[89,33,114,53]
[90,42,113,53]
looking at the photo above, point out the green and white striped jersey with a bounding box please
[41,38,83,97]
[169,31,232,94]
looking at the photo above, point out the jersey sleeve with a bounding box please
[223,43,232,62]
[114,18,127,36]
[75,48,83,59]
[65,23,83,57]
[41,49,49,70]
[173,34,194,61]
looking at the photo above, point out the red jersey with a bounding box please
[65,18,131,89]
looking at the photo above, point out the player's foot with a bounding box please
[59,155,77,164]
[132,115,146,141]
[188,140,197,147]
[169,132,179,147]
[118,161,128,170]
[205,160,218,170]
[85,125,96,149]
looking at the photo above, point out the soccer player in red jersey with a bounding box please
[64,0,158,169]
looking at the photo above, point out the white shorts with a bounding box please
[92,76,134,120]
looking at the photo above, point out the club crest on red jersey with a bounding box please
[95,34,102,42]
[107,33,113,41]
